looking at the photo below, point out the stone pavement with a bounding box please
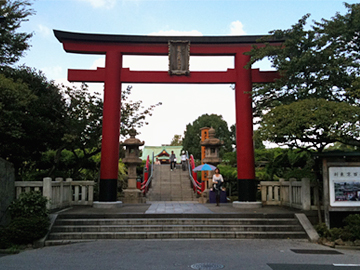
[145,202,213,214]
[1,238,360,270]
[55,202,305,216]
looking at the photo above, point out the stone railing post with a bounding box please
[301,178,311,210]
[289,178,296,207]
[55,177,63,208]
[261,183,267,204]
[274,184,279,202]
[43,177,52,209]
[66,178,73,203]
[88,183,94,204]
[279,178,285,204]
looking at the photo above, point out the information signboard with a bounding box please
[329,167,360,207]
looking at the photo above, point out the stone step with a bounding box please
[146,163,195,202]
[45,213,308,244]
[51,224,303,233]
[46,231,307,242]
[56,213,297,219]
[54,218,300,226]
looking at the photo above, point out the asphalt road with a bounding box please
[0,239,359,270]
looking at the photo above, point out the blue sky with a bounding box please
[17,0,359,146]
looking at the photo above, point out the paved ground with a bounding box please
[0,203,359,270]
[145,202,213,214]
[1,239,359,270]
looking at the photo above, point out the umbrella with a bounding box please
[192,163,216,172]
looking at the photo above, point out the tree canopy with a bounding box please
[248,3,360,151]
[0,0,34,66]
[0,66,66,176]
[182,114,232,159]
[170,134,182,146]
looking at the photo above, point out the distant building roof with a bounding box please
[141,146,183,161]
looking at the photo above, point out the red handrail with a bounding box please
[141,155,150,193]
[189,154,202,194]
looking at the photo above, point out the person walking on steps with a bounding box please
[181,150,188,171]
[170,151,176,171]
[212,167,224,206]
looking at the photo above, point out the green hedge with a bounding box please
[316,214,360,241]
[8,191,48,218]
[0,191,49,249]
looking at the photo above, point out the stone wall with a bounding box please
[0,158,15,226]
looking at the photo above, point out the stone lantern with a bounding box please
[199,127,224,203]
[122,129,145,203]
[200,127,223,166]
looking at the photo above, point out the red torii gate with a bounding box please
[54,30,280,202]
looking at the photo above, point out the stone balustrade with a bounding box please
[15,178,94,210]
[260,178,320,210]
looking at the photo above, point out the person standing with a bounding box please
[212,167,224,206]
[169,151,176,171]
[180,150,188,171]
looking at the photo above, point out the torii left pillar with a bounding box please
[99,51,122,201]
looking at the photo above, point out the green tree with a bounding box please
[182,114,232,160]
[255,148,315,181]
[247,3,360,150]
[257,99,360,152]
[0,0,34,66]
[0,66,66,178]
[45,84,161,180]
[170,134,182,146]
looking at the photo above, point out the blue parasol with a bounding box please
[192,163,216,172]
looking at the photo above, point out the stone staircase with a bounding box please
[146,164,197,201]
[45,213,308,246]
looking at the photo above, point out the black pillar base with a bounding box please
[99,179,118,202]
[237,179,258,202]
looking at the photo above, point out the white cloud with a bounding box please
[148,30,203,36]
[78,0,116,9]
[90,57,105,69]
[41,66,63,80]
[37,24,52,37]
[229,20,246,35]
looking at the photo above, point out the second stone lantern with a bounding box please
[199,127,224,202]
[201,127,223,167]
[122,129,145,203]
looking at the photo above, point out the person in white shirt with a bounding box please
[180,150,187,171]
[212,167,224,206]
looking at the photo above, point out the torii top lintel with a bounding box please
[54,29,283,84]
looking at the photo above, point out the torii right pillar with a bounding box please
[235,50,257,202]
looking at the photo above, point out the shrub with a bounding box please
[8,191,48,218]
[329,227,344,241]
[3,191,50,247]
[343,214,360,241]
[315,223,330,238]
[6,216,49,245]
[316,214,360,242]
[0,227,12,249]
[315,223,344,240]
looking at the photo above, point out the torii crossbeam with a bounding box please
[54,30,281,202]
